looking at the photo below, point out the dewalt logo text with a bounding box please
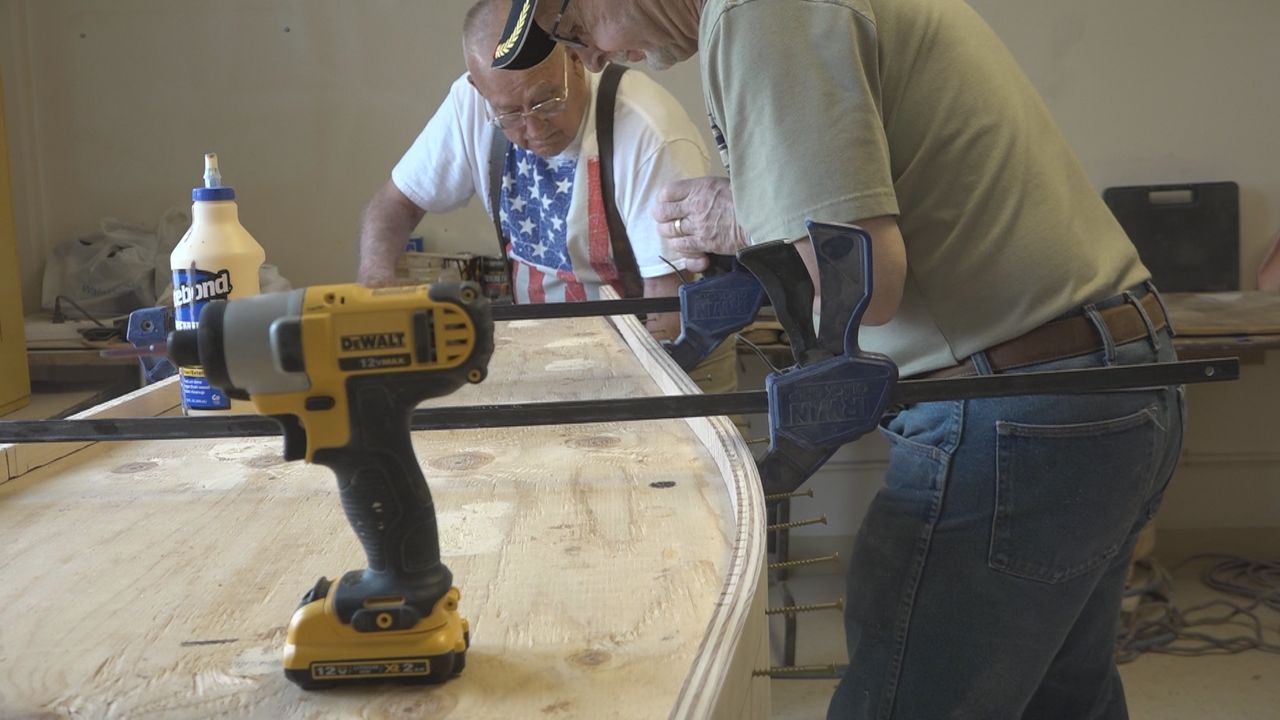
[340,333,407,352]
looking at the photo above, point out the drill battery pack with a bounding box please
[283,575,470,689]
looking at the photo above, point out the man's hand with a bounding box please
[653,176,747,272]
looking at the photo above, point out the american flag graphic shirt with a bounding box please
[499,141,624,303]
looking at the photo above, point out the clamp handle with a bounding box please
[735,242,825,366]
[125,306,177,384]
[738,221,898,497]
[126,306,174,346]
[811,221,873,359]
[665,256,765,371]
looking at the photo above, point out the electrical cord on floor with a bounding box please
[1116,554,1280,663]
[51,295,106,327]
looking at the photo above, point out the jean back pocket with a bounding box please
[990,405,1159,584]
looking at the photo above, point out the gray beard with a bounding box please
[603,47,684,71]
[644,47,683,71]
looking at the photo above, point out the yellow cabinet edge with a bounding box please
[0,64,32,413]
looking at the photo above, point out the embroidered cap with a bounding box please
[493,0,558,70]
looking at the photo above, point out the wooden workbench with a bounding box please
[1161,291,1280,359]
[737,291,1280,365]
[0,311,769,719]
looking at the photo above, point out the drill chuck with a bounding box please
[167,329,201,369]
[166,300,241,398]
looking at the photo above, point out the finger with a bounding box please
[656,219,686,240]
[651,198,687,224]
[668,234,716,263]
[658,178,700,203]
[667,240,711,273]
[684,254,710,273]
[666,235,694,258]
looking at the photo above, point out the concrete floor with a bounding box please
[766,560,1280,719]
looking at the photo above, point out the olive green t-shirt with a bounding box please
[700,0,1150,375]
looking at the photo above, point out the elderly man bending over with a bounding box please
[358,0,734,392]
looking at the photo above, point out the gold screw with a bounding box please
[767,515,827,532]
[765,599,844,616]
[753,664,840,678]
[764,489,815,502]
[769,553,839,571]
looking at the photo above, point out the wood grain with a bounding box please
[0,309,767,719]
[2,376,182,485]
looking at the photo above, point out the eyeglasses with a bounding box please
[488,54,571,130]
[548,0,587,49]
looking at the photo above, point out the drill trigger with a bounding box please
[271,414,309,462]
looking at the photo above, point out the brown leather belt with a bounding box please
[917,292,1168,380]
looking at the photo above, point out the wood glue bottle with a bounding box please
[170,153,265,414]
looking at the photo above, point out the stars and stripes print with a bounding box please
[499,144,622,304]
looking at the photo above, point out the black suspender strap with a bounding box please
[487,130,511,265]
[595,64,645,299]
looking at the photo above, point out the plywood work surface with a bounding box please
[0,315,760,719]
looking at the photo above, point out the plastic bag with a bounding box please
[41,208,191,316]
[258,263,293,294]
[41,220,157,315]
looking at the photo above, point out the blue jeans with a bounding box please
[829,299,1186,719]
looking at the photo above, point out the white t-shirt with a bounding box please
[392,69,711,303]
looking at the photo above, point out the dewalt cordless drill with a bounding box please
[167,282,493,689]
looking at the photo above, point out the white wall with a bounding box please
[0,0,711,307]
[971,0,1280,273]
[3,0,1277,532]
[4,1,1275,296]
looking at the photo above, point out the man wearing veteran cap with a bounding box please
[493,1,1186,719]
[359,0,736,392]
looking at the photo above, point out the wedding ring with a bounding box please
[675,217,684,236]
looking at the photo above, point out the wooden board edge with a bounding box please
[1,377,182,485]
[1161,291,1280,336]
[601,292,769,720]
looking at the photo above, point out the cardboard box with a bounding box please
[393,250,511,302]
[395,252,469,284]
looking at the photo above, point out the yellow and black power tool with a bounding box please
[167,282,493,689]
